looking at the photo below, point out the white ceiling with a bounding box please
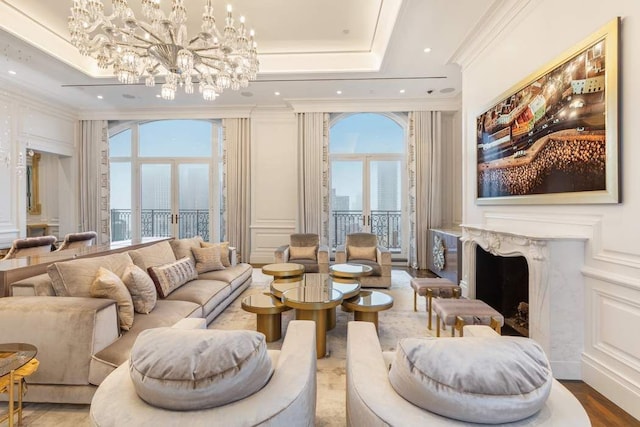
[0,0,495,112]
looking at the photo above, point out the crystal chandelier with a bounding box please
[69,0,259,101]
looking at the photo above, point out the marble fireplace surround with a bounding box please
[461,224,587,379]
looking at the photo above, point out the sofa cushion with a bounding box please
[192,246,225,273]
[48,252,133,297]
[90,267,134,331]
[148,258,198,298]
[129,328,273,410]
[389,336,552,424]
[347,245,376,261]
[200,241,231,267]
[128,241,176,272]
[122,264,157,314]
[289,245,317,260]
[164,279,230,318]
[169,236,203,263]
[198,263,252,292]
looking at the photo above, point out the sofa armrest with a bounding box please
[10,273,56,296]
[0,296,119,386]
[335,244,347,264]
[376,245,391,266]
[318,244,330,273]
[274,244,290,264]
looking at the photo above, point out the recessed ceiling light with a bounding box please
[156,94,161,98]
[336,90,342,95]
[423,47,432,53]
[399,89,406,94]
[440,87,455,94]
[8,70,16,75]
[96,95,103,99]
[274,91,280,96]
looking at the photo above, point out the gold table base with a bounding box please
[0,358,39,427]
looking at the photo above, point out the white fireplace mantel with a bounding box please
[461,224,587,379]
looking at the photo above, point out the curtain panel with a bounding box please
[296,112,330,245]
[408,111,442,269]
[223,118,251,261]
[79,120,110,245]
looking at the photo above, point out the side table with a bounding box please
[0,343,39,427]
[342,290,394,333]
[241,293,292,342]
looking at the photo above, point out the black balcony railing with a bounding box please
[331,210,402,251]
[111,209,210,242]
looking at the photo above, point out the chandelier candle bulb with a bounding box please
[68,0,259,101]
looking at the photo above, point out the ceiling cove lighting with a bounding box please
[69,0,259,101]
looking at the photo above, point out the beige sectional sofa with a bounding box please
[0,238,253,404]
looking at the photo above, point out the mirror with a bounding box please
[27,151,41,215]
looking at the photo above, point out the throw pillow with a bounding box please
[347,245,377,261]
[289,245,317,260]
[122,264,157,314]
[169,236,204,263]
[148,257,198,298]
[388,336,552,424]
[192,246,225,273]
[129,327,273,410]
[201,241,231,267]
[128,241,177,272]
[90,267,134,331]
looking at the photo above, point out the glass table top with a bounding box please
[344,290,394,308]
[282,286,343,305]
[329,263,373,278]
[0,343,37,378]
[271,274,360,299]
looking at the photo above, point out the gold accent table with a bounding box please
[342,290,394,333]
[241,293,292,342]
[329,263,373,279]
[282,286,343,358]
[0,343,39,427]
[261,263,305,279]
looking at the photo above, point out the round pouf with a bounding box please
[389,336,552,424]
[129,327,273,410]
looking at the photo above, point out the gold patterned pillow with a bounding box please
[192,246,225,273]
[289,245,317,260]
[200,241,231,267]
[90,267,134,330]
[348,245,377,261]
[148,258,198,298]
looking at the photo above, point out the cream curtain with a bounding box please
[408,111,442,269]
[79,120,110,244]
[223,118,251,261]
[296,112,330,245]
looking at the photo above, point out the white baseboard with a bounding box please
[582,353,640,421]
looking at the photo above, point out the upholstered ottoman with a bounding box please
[431,298,503,337]
[409,278,461,330]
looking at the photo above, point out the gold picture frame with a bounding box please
[475,18,619,205]
[27,152,41,215]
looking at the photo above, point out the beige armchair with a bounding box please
[274,233,329,273]
[1,235,56,260]
[55,231,97,251]
[335,233,391,288]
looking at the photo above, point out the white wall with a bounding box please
[0,85,77,247]
[460,0,640,419]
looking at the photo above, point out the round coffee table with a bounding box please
[329,263,373,279]
[241,293,292,342]
[270,276,304,298]
[342,290,394,333]
[262,263,305,279]
[282,286,343,358]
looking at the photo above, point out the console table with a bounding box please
[428,228,462,284]
[0,237,170,297]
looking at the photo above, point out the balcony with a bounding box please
[111,209,210,242]
[331,210,402,252]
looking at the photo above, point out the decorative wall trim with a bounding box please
[287,96,461,113]
[583,266,640,292]
[79,106,256,121]
[448,0,534,70]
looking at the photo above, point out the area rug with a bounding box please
[209,269,436,426]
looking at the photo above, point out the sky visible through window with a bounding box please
[330,113,404,211]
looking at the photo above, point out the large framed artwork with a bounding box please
[476,18,619,205]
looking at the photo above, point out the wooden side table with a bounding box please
[0,343,39,427]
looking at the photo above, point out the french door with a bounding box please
[139,161,213,240]
[330,155,406,259]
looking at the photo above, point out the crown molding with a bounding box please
[287,95,461,113]
[448,0,534,70]
[78,105,257,121]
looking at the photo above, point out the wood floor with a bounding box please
[403,266,640,426]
